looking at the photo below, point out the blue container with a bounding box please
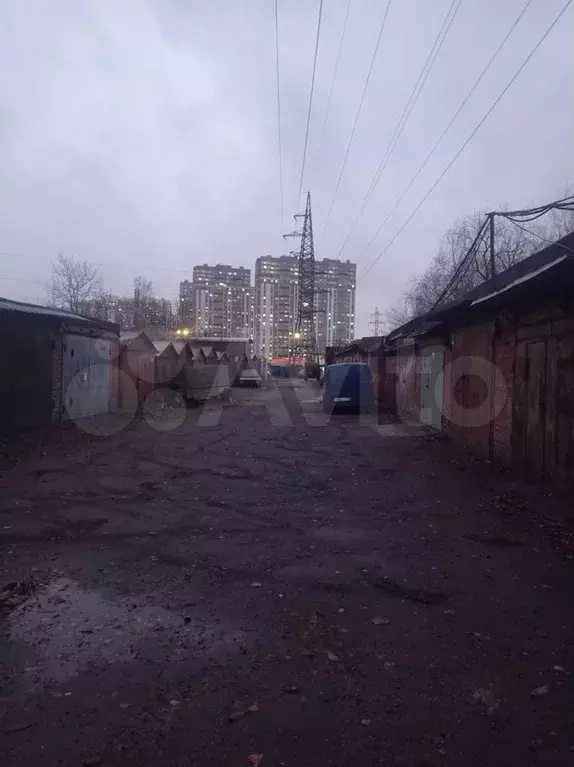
[323,363,375,414]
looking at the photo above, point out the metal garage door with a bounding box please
[62,334,112,419]
[420,347,444,429]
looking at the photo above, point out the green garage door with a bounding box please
[420,347,444,430]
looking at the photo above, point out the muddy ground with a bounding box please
[1,380,573,766]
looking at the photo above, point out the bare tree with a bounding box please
[47,253,104,313]
[407,211,539,314]
[133,275,153,300]
[384,300,415,331]
[542,207,574,240]
[383,210,543,331]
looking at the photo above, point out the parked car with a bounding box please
[322,362,375,414]
[237,368,262,387]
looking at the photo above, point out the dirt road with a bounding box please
[1,380,573,765]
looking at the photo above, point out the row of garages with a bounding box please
[0,298,252,435]
[334,231,574,489]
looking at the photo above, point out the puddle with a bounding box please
[9,578,245,686]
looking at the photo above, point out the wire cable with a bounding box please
[321,0,393,237]
[353,0,533,261]
[297,0,324,206]
[501,217,574,252]
[335,0,462,255]
[274,0,284,230]
[498,194,574,218]
[432,217,490,307]
[360,0,573,282]
[319,0,352,145]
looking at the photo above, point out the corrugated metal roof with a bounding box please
[152,340,172,354]
[471,254,569,306]
[172,340,193,356]
[120,330,142,342]
[120,330,155,349]
[429,230,574,321]
[0,296,102,323]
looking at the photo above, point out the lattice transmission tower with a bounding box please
[283,191,319,365]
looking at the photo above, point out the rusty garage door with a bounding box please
[514,335,574,485]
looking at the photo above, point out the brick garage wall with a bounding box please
[492,330,515,464]
[395,347,418,418]
[51,332,64,422]
[413,354,421,420]
[441,345,454,435]
[380,354,397,412]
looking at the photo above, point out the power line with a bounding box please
[360,0,573,282]
[318,0,352,145]
[335,0,461,256]
[497,195,574,221]
[321,0,393,238]
[432,217,490,307]
[353,0,533,262]
[274,0,284,230]
[0,250,194,276]
[502,217,574,253]
[0,275,45,286]
[297,0,324,206]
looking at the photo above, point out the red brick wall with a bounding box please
[492,330,515,464]
[380,354,397,412]
[51,333,63,422]
[395,348,418,418]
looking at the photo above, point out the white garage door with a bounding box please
[62,334,112,419]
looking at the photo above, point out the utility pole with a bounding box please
[369,306,382,336]
[283,191,319,366]
[489,212,496,280]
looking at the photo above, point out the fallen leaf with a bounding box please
[282,685,300,694]
[360,718,371,726]
[326,651,339,662]
[552,665,566,673]
[247,703,259,713]
[250,582,262,588]
[372,617,390,626]
[248,755,263,766]
[338,608,345,613]
[531,685,549,697]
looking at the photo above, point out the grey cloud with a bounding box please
[0,0,572,334]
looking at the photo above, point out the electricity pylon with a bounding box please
[283,191,319,365]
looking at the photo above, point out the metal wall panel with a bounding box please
[62,334,112,419]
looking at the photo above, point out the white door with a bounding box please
[62,334,112,419]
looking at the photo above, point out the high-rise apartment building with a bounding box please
[178,279,193,324]
[191,264,251,338]
[315,258,356,350]
[254,255,356,360]
[254,255,299,360]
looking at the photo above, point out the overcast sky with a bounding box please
[1,0,572,335]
